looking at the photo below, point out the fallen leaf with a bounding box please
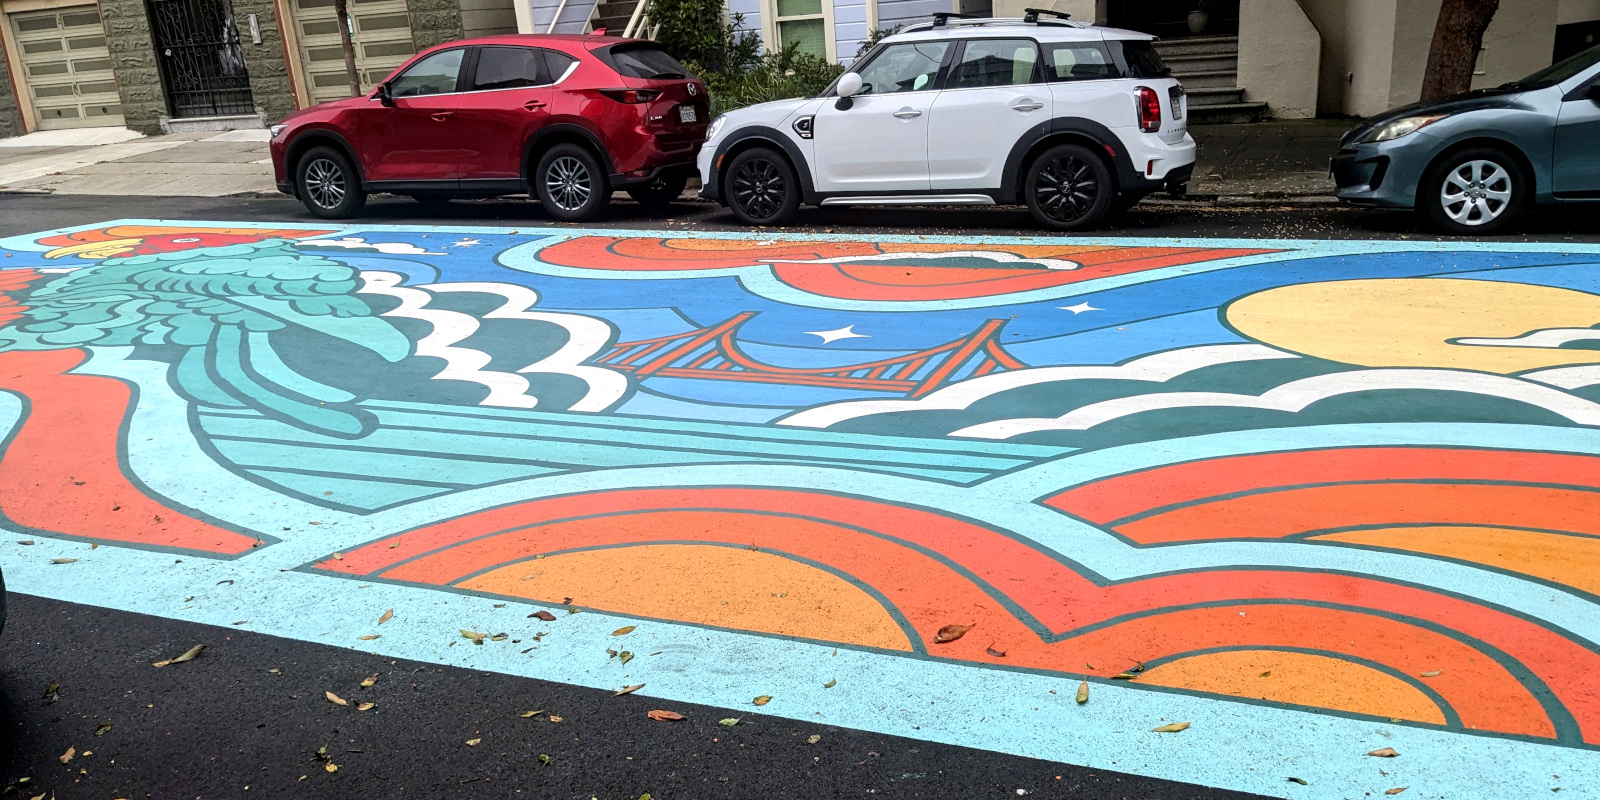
[332,552,343,560]
[461,630,488,645]
[360,675,379,688]
[1287,777,1308,785]
[1076,681,1089,704]
[538,754,551,766]
[91,542,99,549]
[1259,670,1272,678]
[43,681,59,702]
[1367,748,1400,757]
[619,651,635,665]
[615,684,645,696]
[51,558,77,564]
[94,722,112,736]
[612,626,637,636]
[986,643,1007,657]
[647,710,685,721]
[356,702,375,711]
[326,691,349,706]
[753,695,772,706]
[325,763,338,773]
[465,738,481,746]
[1151,721,1190,733]
[807,734,821,744]
[532,611,557,621]
[358,634,379,641]
[378,609,394,625]
[823,679,837,689]
[152,644,205,668]
[1111,671,1140,680]
[934,624,972,643]
[520,710,545,718]
[548,716,564,723]
[490,634,509,642]
[1385,789,1407,795]
[719,718,740,726]
[60,745,75,764]
[1419,670,1441,677]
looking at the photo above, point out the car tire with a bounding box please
[627,174,689,209]
[535,143,610,222]
[296,146,366,219]
[1024,144,1115,231]
[1420,147,1525,235]
[724,147,800,226]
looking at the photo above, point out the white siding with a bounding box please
[529,0,598,33]
[874,0,948,30]
[834,0,869,62]
[731,0,764,46]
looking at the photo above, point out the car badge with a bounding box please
[688,83,697,96]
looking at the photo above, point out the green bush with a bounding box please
[648,0,843,116]
[691,44,845,116]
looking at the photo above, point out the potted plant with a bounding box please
[1188,0,1213,34]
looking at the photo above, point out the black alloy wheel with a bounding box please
[535,143,611,222]
[295,146,366,219]
[725,147,800,226]
[1024,143,1114,231]
[627,174,689,209]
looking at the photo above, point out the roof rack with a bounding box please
[1022,7,1070,23]
[899,14,1087,33]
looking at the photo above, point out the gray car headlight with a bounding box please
[1365,114,1447,143]
[706,115,727,142]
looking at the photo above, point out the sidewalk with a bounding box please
[0,128,274,197]
[0,118,1351,201]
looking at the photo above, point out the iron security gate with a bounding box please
[146,0,256,117]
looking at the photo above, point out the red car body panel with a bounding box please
[269,34,708,195]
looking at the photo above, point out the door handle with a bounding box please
[892,108,922,119]
[523,100,547,111]
[1012,101,1044,112]
[431,111,454,121]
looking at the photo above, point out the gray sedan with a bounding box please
[1333,45,1600,234]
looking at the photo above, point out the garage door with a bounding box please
[8,6,125,130]
[292,0,417,106]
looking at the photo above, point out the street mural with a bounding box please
[2,221,1600,797]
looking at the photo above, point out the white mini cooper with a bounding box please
[697,10,1196,230]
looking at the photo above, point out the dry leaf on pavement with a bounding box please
[153,644,205,667]
[532,611,557,621]
[1385,789,1407,795]
[1287,777,1308,785]
[1151,721,1190,733]
[325,691,349,706]
[356,702,375,711]
[753,695,772,706]
[615,684,645,696]
[1419,670,1441,677]
[647,710,685,721]
[50,558,76,564]
[461,630,488,645]
[549,715,564,723]
[94,722,112,736]
[378,609,394,625]
[324,763,338,773]
[612,626,637,636]
[807,734,820,744]
[59,745,75,764]
[719,718,740,726]
[619,651,635,665]
[466,738,482,746]
[538,754,552,766]
[1076,681,1089,704]
[358,635,380,641]
[520,710,545,718]
[934,624,972,643]
[1367,748,1399,757]
[823,679,837,688]
[360,675,379,688]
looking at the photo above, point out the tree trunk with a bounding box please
[1420,0,1501,101]
[332,0,362,97]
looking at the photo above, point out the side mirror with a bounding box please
[834,72,862,110]
[377,82,395,107]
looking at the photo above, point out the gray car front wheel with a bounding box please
[1422,147,1524,235]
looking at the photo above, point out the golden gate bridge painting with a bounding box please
[596,312,1027,398]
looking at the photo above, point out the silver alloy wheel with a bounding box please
[546,156,592,212]
[1440,159,1512,227]
[304,158,345,210]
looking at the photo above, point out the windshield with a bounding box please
[601,44,690,80]
[1503,43,1600,90]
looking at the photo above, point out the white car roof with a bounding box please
[881,19,1154,45]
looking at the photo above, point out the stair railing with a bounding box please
[622,0,648,38]
[545,0,570,33]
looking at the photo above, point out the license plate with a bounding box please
[678,105,698,124]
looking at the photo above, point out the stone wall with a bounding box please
[99,0,169,134]
[230,0,297,123]
[408,0,466,49]
[0,31,26,138]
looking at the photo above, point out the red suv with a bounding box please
[269,34,709,220]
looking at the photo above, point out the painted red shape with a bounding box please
[1045,446,1600,526]
[0,349,261,555]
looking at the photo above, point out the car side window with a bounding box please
[856,42,950,95]
[1043,42,1118,82]
[543,50,579,83]
[390,49,465,97]
[952,39,1040,88]
[473,46,549,90]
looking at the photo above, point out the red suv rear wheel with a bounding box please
[535,143,610,221]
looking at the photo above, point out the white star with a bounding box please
[805,325,868,344]
[1059,302,1101,314]
[451,238,482,247]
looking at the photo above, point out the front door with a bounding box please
[359,48,465,184]
[1554,78,1600,195]
[454,46,557,183]
[146,0,255,118]
[811,40,951,193]
[927,38,1047,190]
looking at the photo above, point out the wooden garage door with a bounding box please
[292,0,417,106]
[9,6,125,130]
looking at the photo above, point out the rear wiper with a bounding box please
[652,71,688,79]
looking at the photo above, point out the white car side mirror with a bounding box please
[837,73,863,97]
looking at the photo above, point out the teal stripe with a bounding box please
[245,468,448,510]
[177,347,244,407]
[214,438,565,485]
[246,331,356,403]
[212,326,365,436]
[363,399,1072,459]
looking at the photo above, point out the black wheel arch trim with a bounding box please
[705,126,816,205]
[1001,117,1145,204]
[522,123,618,188]
[285,129,367,191]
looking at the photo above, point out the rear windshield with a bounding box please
[1113,40,1171,78]
[597,44,690,80]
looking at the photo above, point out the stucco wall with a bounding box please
[1385,0,1558,107]
[1558,0,1600,23]
[1237,0,1320,118]
[1340,0,1398,117]
[0,29,25,138]
[1296,0,1346,115]
[994,0,1097,21]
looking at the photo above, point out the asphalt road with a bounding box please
[2,190,1599,242]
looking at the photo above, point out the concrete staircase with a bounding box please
[1154,35,1267,125]
[590,0,643,35]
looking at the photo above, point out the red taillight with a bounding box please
[1135,86,1161,133]
[599,88,662,104]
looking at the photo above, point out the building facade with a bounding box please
[0,0,517,135]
